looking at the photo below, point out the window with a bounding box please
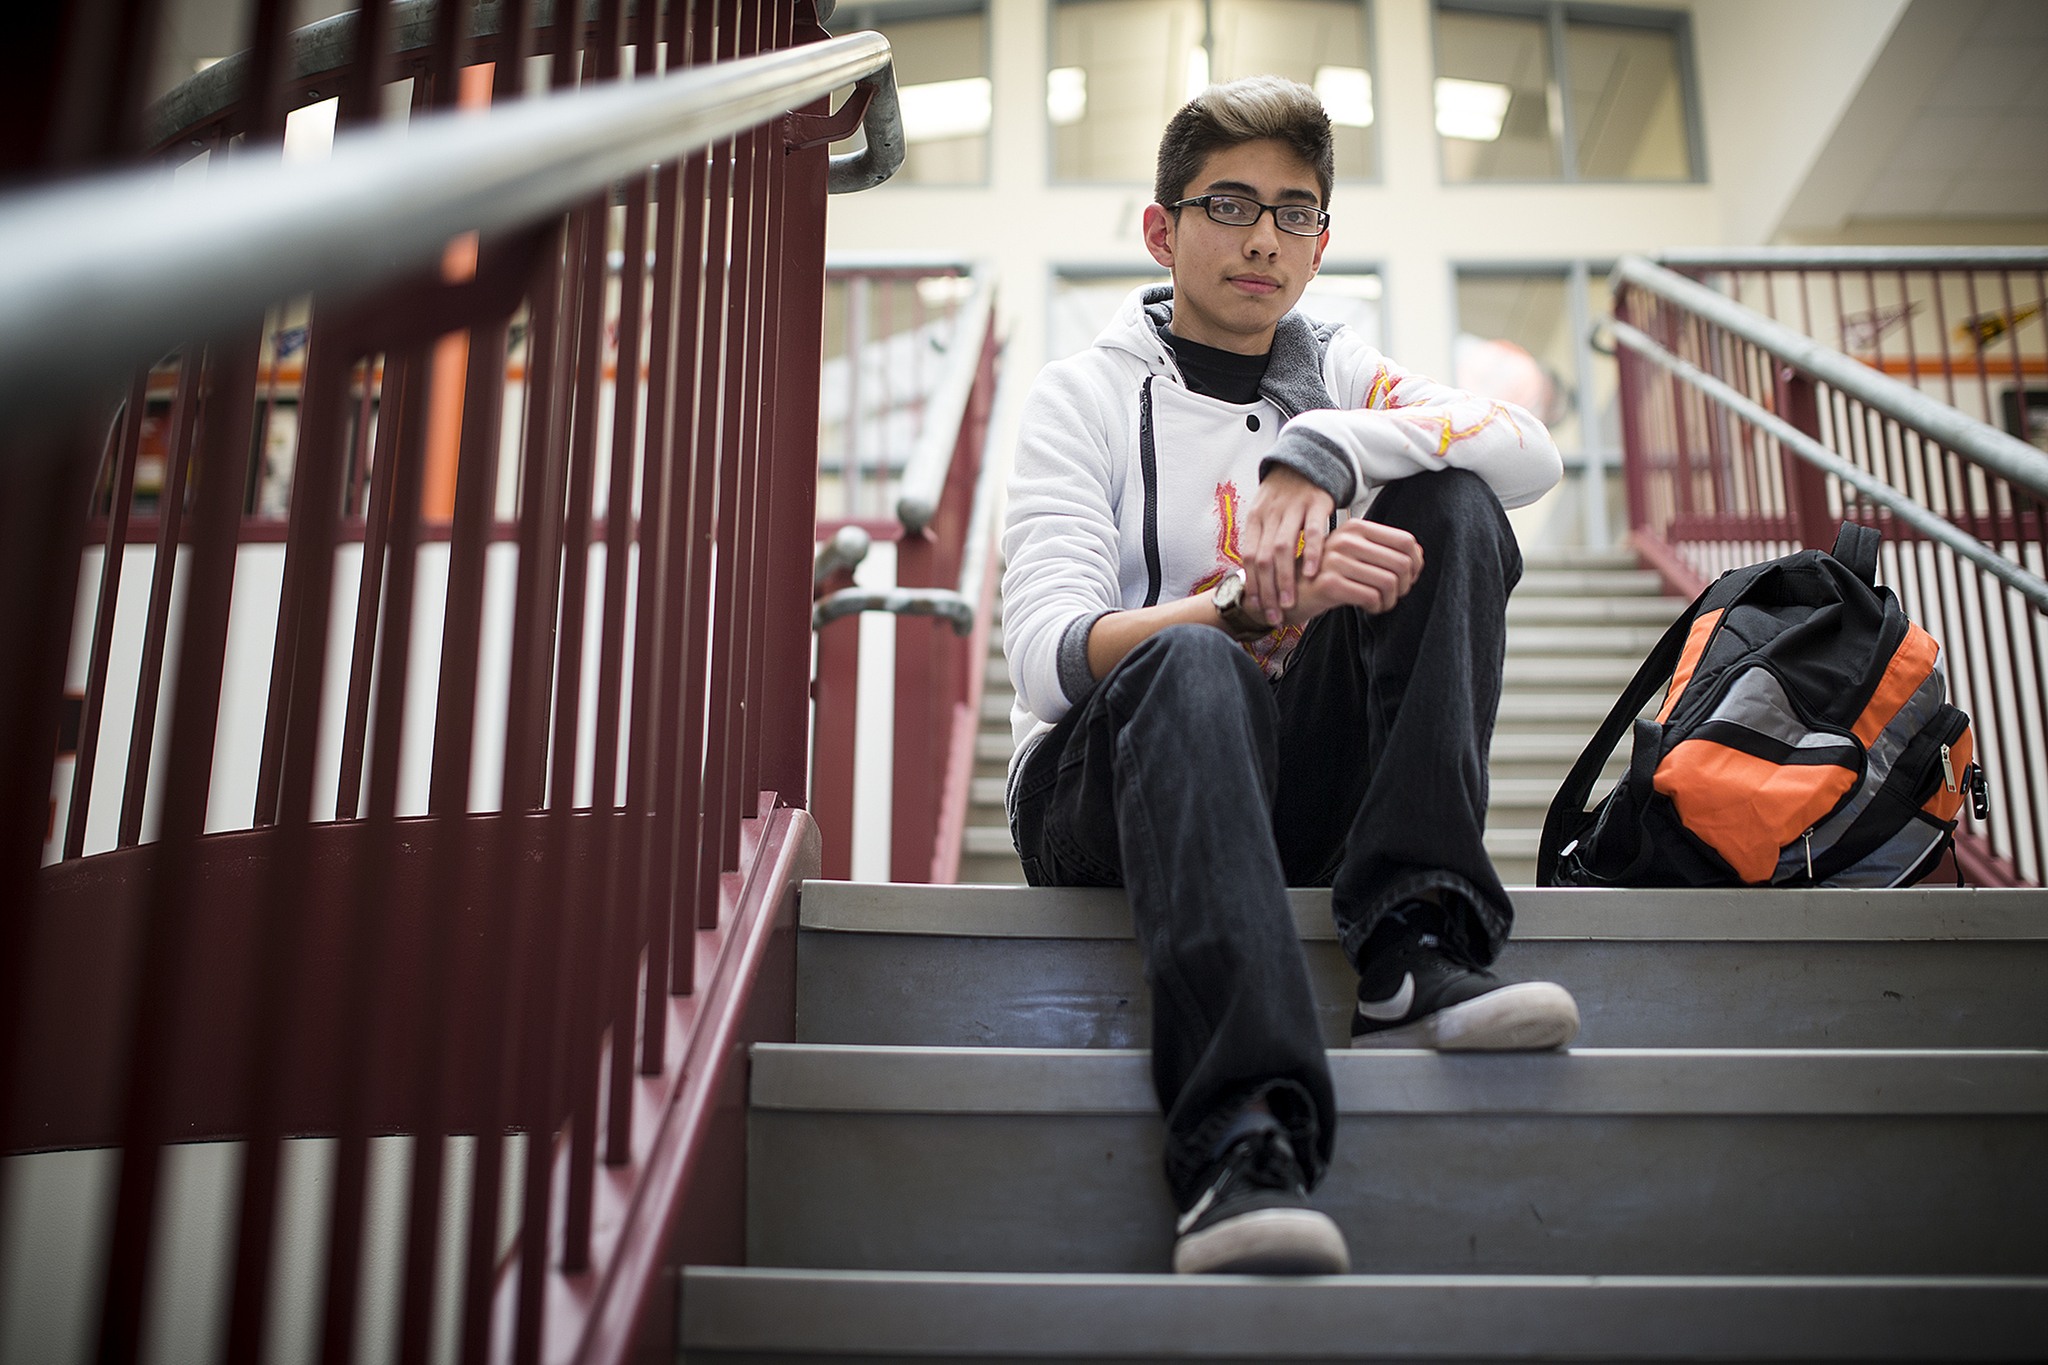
[833,0,990,185]
[1049,267,1383,359]
[1435,2,1699,184]
[1050,0,1378,186]
[1454,264,1622,541]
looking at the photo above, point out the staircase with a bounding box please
[959,545,1688,885]
[680,880,2048,1360]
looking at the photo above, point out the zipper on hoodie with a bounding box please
[1138,375,1163,607]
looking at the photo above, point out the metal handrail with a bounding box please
[813,362,1014,634]
[146,0,904,193]
[0,29,895,417]
[1613,256,2048,501]
[1610,317,2048,614]
[895,263,997,534]
[1653,247,2048,271]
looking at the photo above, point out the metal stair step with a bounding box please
[682,1267,2048,1362]
[1517,568,1669,596]
[1506,595,1687,625]
[745,1044,2048,1276]
[795,883,2048,1050]
[1519,546,1651,572]
[1505,624,1675,656]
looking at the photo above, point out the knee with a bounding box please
[1371,469,1520,587]
[1116,623,1269,711]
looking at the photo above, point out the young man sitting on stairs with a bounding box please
[999,75,1582,1277]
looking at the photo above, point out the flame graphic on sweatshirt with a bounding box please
[1192,480,1302,674]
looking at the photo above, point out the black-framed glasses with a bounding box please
[1168,194,1329,237]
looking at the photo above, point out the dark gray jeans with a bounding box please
[1007,469,1522,1206]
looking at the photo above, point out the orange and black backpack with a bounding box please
[1539,523,1986,888]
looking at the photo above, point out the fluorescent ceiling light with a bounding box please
[1314,66,1373,128]
[898,76,992,144]
[1184,45,1210,102]
[1047,66,1088,126]
[1434,77,1511,142]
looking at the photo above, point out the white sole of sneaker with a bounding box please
[1350,981,1580,1051]
[1171,1208,1352,1276]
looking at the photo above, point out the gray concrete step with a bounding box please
[682,1268,2048,1362]
[744,1043,2048,1276]
[1519,546,1653,572]
[1506,595,1687,625]
[1517,568,1669,596]
[795,883,2048,1051]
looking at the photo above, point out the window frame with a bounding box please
[1450,257,1623,543]
[1431,0,1707,187]
[1043,0,1385,191]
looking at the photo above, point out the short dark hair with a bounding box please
[1154,75,1335,209]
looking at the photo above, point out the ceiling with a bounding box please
[1852,0,2048,220]
[1780,0,2048,230]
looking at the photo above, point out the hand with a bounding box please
[1241,466,1336,626]
[1285,519,1424,625]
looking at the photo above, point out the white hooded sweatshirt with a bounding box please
[1000,284,1562,796]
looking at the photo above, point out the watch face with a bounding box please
[1216,573,1244,610]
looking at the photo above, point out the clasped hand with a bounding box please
[1239,466,1424,627]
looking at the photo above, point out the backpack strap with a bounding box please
[1831,521,1882,587]
[1537,600,1703,885]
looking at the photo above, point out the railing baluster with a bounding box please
[65,373,147,858]
[687,0,740,936]
[119,352,202,847]
[334,353,409,821]
[656,0,718,1011]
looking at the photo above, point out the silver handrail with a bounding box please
[814,360,1015,635]
[895,263,997,534]
[1653,247,2048,271]
[0,30,894,418]
[1613,256,2048,501]
[147,0,904,194]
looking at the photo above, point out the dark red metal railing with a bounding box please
[0,2,893,1361]
[1612,252,2048,889]
[810,264,1001,883]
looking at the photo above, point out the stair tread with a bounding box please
[751,1043,2048,1116]
[799,881,2048,940]
[683,1266,2048,1361]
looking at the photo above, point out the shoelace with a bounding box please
[1177,1128,1304,1235]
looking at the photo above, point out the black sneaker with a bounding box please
[1350,934,1579,1050]
[1171,1119,1350,1276]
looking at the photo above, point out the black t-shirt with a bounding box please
[1156,323,1269,405]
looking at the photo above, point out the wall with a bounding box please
[1687,0,1910,245]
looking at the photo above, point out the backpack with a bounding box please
[1538,523,1986,889]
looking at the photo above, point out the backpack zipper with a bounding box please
[1803,826,1814,880]
[1939,743,1958,793]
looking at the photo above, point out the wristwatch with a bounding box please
[1211,570,1272,641]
